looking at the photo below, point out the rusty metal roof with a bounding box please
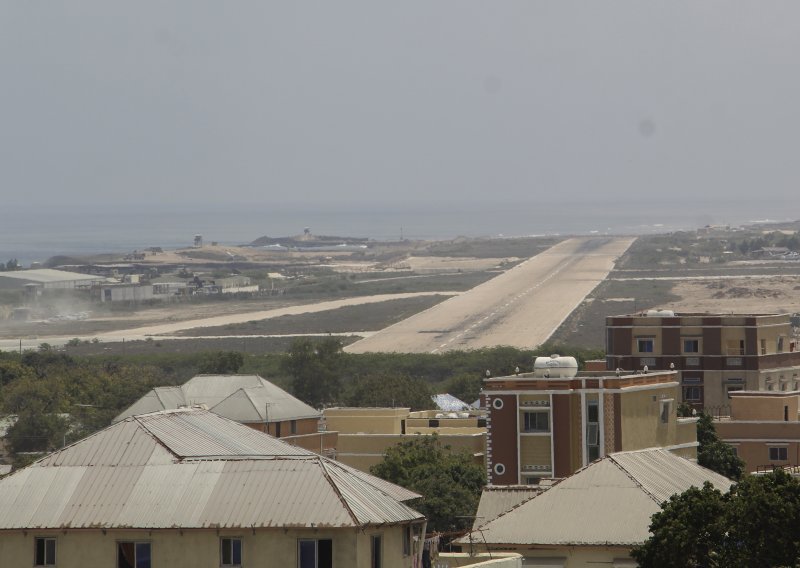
[466,449,732,547]
[0,409,423,530]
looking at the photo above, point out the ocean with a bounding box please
[0,200,791,267]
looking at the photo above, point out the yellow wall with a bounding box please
[336,433,486,473]
[473,544,633,568]
[0,526,419,568]
[323,408,409,434]
[519,436,552,469]
[619,386,677,451]
[731,395,799,421]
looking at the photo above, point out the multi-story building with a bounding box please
[483,358,697,484]
[715,390,800,473]
[323,407,486,472]
[605,311,800,408]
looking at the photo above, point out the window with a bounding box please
[683,386,702,402]
[221,538,242,567]
[769,447,788,461]
[493,463,506,476]
[726,384,743,398]
[403,526,411,556]
[523,411,549,432]
[660,400,673,424]
[491,398,504,410]
[35,537,56,566]
[298,539,332,568]
[586,400,600,462]
[371,535,382,568]
[637,339,654,353]
[683,339,700,353]
[290,420,297,435]
[118,542,151,568]
[761,339,767,355]
[778,337,785,353]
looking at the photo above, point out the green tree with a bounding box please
[343,373,435,410]
[445,373,484,405]
[282,338,343,407]
[6,406,70,455]
[696,413,744,480]
[632,482,728,568]
[370,435,486,532]
[198,351,245,374]
[633,472,800,568]
[724,470,800,568]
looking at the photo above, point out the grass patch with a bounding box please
[172,295,452,337]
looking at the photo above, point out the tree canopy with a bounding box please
[370,435,486,533]
[633,470,800,568]
[282,338,344,407]
[696,412,744,480]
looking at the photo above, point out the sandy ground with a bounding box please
[345,237,635,354]
[667,276,800,313]
[403,256,519,272]
[0,292,458,351]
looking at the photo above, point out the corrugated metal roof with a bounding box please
[432,393,471,411]
[113,375,320,424]
[0,269,102,284]
[0,409,423,530]
[473,485,545,529]
[468,449,733,547]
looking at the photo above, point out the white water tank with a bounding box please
[533,354,579,378]
[645,309,675,317]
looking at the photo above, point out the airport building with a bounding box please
[605,311,800,409]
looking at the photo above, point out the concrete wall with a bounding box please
[474,545,634,568]
[731,394,799,421]
[619,386,677,451]
[437,552,522,567]
[0,526,418,568]
[716,419,800,471]
[336,433,486,473]
[324,408,409,434]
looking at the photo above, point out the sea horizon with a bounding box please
[0,199,794,267]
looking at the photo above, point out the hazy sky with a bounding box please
[2,2,799,220]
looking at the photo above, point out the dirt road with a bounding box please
[345,237,635,353]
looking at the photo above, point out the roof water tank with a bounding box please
[645,309,675,317]
[533,354,579,378]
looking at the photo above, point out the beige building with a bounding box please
[605,312,800,408]
[324,407,486,472]
[0,409,426,568]
[715,390,800,473]
[462,449,732,567]
[484,365,698,484]
[115,374,335,454]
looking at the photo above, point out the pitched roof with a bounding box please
[114,374,320,423]
[468,449,733,547]
[472,484,552,530]
[0,409,423,530]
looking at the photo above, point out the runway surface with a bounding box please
[345,237,635,354]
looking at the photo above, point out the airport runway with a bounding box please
[345,237,635,354]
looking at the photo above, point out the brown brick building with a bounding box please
[605,312,800,409]
[483,367,697,485]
